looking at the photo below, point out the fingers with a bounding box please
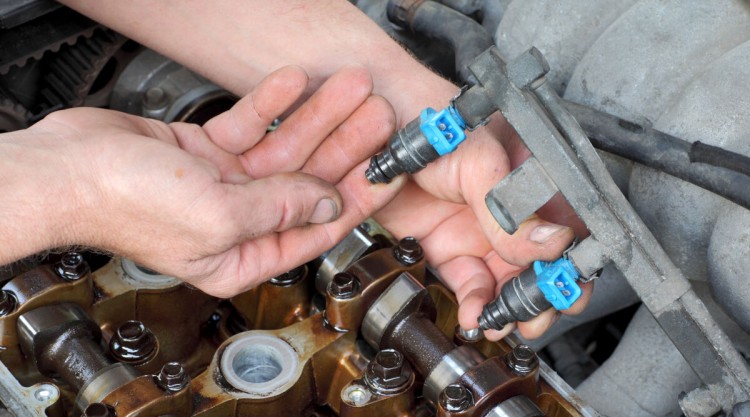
[484,214,576,265]
[203,66,309,155]
[302,95,396,184]
[455,134,575,265]
[242,65,374,178]
[437,254,521,341]
[516,309,560,339]
[168,121,251,184]
[274,159,407,274]
[499,280,594,340]
[411,116,511,205]
[220,172,343,239]
[200,159,406,297]
[434,238,593,342]
[439,256,495,329]
[374,180,466,240]
[562,280,594,315]
[380,182,575,267]
[514,280,593,340]
[405,118,578,266]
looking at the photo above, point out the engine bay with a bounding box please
[2,1,750,416]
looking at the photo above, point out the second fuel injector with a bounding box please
[478,257,583,331]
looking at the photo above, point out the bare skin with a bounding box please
[0,66,403,296]
[48,1,591,339]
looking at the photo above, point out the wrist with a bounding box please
[0,128,98,264]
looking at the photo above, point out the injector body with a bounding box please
[478,258,582,331]
[366,105,468,184]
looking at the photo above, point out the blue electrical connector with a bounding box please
[419,106,467,156]
[365,103,470,185]
[534,258,582,310]
[478,255,584,331]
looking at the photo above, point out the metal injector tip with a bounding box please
[477,306,498,331]
[366,154,396,184]
[477,269,550,331]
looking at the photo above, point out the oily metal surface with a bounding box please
[1,231,589,417]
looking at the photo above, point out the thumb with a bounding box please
[224,172,342,237]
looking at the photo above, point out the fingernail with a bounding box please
[529,224,566,243]
[310,198,338,223]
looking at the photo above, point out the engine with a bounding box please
[1,1,750,417]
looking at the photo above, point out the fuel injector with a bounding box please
[364,48,591,331]
[364,94,586,330]
[477,257,583,331]
[365,103,470,184]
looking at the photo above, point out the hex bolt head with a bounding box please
[109,320,157,364]
[327,272,360,299]
[364,349,412,394]
[372,349,403,381]
[270,265,306,286]
[55,252,89,281]
[506,344,539,376]
[83,403,116,417]
[439,384,474,412]
[0,290,17,317]
[394,237,424,265]
[156,362,189,393]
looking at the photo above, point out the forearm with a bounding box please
[59,0,458,126]
[0,130,93,264]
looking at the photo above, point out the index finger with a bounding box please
[203,65,309,155]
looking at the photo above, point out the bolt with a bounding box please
[327,272,360,299]
[267,118,281,132]
[270,265,306,286]
[83,403,116,417]
[506,344,539,376]
[33,384,57,403]
[372,349,403,381]
[109,320,156,364]
[156,362,189,393]
[0,290,16,317]
[439,384,473,412]
[143,87,168,110]
[394,237,424,265]
[455,325,483,343]
[343,384,371,406]
[364,349,411,394]
[55,252,89,281]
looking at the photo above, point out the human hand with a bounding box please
[374,119,592,340]
[25,66,402,297]
[57,0,592,338]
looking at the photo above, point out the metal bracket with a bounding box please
[458,46,750,406]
